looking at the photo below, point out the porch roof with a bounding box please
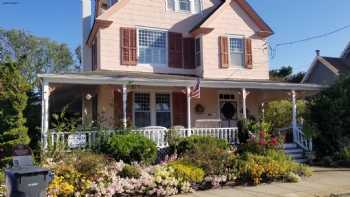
[38,71,326,91]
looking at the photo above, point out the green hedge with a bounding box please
[101,133,157,164]
[171,135,229,156]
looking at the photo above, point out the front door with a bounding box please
[219,94,238,127]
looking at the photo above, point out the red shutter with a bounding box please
[113,90,123,127]
[92,41,98,70]
[168,32,183,68]
[127,92,133,126]
[120,27,137,65]
[183,38,195,69]
[245,38,253,69]
[172,92,187,127]
[219,36,229,68]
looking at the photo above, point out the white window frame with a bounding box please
[195,36,202,67]
[166,0,202,14]
[136,26,169,68]
[227,34,245,68]
[133,91,173,128]
[133,92,152,128]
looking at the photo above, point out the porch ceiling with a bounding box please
[38,71,326,91]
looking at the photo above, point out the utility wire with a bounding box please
[275,24,350,47]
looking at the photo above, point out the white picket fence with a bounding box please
[46,127,239,150]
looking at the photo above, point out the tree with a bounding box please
[269,66,306,83]
[0,61,30,166]
[264,100,305,130]
[306,75,350,159]
[0,28,74,87]
[269,66,293,81]
[287,72,305,83]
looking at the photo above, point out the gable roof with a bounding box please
[341,41,350,58]
[322,57,350,74]
[302,56,350,83]
[190,0,273,37]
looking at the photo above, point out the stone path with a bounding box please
[178,167,350,197]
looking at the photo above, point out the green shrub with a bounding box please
[171,136,229,156]
[168,161,205,183]
[101,133,157,164]
[306,75,350,160]
[118,164,141,179]
[237,119,250,144]
[285,172,301,183]
[43,151,109,196]
[179,137,235,176]
[264,100,305,130]
[71,151,108,177]
[235,150,311,185]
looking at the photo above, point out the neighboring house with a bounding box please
[39,0,324,159]
[302,44,350,85]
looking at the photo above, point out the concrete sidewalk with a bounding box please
[179,167,350,197]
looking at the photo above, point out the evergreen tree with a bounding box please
[0,61,30,166]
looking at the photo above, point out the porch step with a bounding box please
[283,143,307,163]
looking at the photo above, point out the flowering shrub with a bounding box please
[45,151,194,197]
[167,161,205,183]
[118,164,141,179]
[236,150,311,185]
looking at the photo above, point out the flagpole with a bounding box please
[186,86,192,136]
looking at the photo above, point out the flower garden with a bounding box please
[35,121,312,197]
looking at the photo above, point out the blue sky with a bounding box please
[0,0,349,72]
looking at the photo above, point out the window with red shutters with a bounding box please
[183,38,195,69]
[219,36,229,68]
[168,32,183,68]
[120,27,137,65]
[244,38,253,69]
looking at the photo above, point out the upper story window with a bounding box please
[195,37,202,67]
[179,0,191,12]
[138,28,167,65]
[167,0,202,13]
[229,37,244,67]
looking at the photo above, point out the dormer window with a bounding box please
[167,0,202,13]
[179,0,191,12]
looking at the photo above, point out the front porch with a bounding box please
[39,71,324,152]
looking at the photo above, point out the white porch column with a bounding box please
[186,86,192,135]
[122,84,128,129]
[41,80,50,150]
[242,88,248,119]
[291,90,297,142]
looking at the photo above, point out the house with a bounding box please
[302,44,350,85]
[39,0,324,158]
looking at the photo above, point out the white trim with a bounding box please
[216,91,240,122]
[122,84,127,128]
[186,86,192,131]
[167,0,201,14]
[39,73,326,91]
[227,34,245,68]
[41,80,50,150]
[132,90,173,128]
[136,26,168,68]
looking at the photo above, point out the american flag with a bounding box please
[190,78,201,99]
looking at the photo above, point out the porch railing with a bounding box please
[46,127,239,150]
[278,126,312,152]
[294,127,313,152]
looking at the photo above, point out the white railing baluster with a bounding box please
[47,127,240,151]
